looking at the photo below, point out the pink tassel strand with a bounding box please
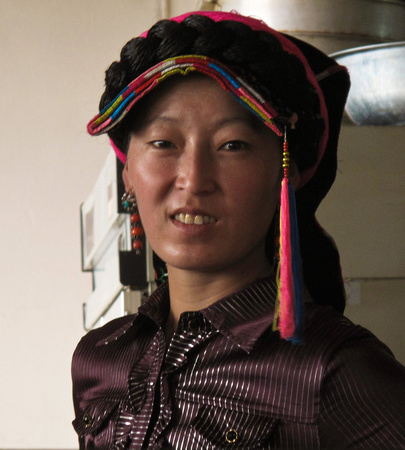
[274,128,305,343]
[278,177,296,339]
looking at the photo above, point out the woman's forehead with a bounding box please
[129,74,278,136]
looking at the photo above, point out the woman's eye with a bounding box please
[221,141,248,152]
[150,140,175,149]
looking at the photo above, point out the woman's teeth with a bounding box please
[174,213,216,225]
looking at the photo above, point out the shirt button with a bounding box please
[225,429,238,444]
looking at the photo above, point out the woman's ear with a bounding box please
[122,163,132,192]
[289,159,301,191]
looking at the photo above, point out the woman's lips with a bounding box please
[173,213,217,225]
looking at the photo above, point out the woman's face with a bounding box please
[123,75,287,276]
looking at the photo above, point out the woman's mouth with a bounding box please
[174,213,217,225]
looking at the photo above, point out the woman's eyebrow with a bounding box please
[131,114,179,132]
[143,115,179,126]
[215,115,260,128]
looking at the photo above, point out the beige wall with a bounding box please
[317,125,405,363]
[0,1,403,448]
[344,279,405,363]
[0,1,172,448]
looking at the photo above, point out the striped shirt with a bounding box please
[72,276,405,449]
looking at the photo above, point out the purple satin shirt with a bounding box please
[72,276,405,449]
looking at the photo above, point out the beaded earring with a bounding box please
[121,191,144,254]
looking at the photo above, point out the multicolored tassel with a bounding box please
[273,127,305,343]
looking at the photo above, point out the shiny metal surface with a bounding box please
[218,0,405,54]
[331,42,405,126]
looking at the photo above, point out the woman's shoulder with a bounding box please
[74,313,138,352]
[272,303,403,402]
[71,311,158,407]
[71,311,154,384]
[309,306,405,447]
[302,302,404,373]
[304,302,383,350]
[257,303,405,430]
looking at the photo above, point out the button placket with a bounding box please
[149,370,173,444]
[164,316,207,373]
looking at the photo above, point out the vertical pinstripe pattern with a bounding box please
[72,277,405,449]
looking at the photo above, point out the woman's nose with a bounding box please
[175,145,216,194]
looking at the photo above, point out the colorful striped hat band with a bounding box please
[89,55,300,158]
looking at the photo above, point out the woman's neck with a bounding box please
[165,259,273,332]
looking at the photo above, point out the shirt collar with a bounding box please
[141,276,278,353]
[100,276,278,353]
[200,276,278,353]
[138,282,170,327]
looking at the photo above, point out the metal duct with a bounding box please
[331,42,405,126]
[199,0,405,126]
[211,0,405,54]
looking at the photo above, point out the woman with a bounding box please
[72,10,405,449]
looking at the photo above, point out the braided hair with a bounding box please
[99,14,324,174]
